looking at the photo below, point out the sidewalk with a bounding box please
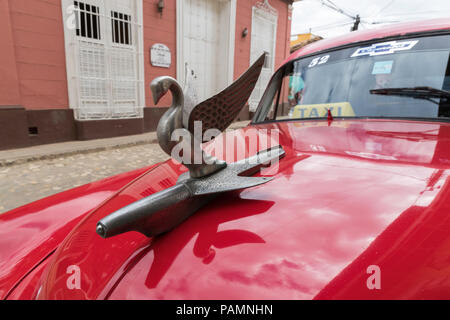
[0,121,250,167]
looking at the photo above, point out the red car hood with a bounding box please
[0,166,156,300]
[36,119,450,300]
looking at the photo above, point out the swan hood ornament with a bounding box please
[96,54,285,239]
[151,53,268,178]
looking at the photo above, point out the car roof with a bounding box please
[286,18,450,63]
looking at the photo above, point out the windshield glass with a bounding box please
[254,34,450,122]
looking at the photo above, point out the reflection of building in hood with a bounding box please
[290,33,323,53]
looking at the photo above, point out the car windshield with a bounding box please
[253,34,450,122]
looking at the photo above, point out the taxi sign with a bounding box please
[290,102,355,119]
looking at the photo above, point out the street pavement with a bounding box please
[0,121,250,213]
[0,143,170,213]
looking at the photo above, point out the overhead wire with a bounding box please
[296,0,450,35]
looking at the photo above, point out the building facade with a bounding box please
[0,0,293,150]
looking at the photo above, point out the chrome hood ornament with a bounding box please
[151,53,267,179]
[96,54,285,239]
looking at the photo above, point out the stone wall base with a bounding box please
[0,105,254,151]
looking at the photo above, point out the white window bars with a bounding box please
[63,0,144,120]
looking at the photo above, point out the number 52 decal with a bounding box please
[308,55,330,68]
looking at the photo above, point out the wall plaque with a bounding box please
[151,43,171,68]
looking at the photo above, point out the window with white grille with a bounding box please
[62,0,144,120]
[74,1,101,39]
[112,11,132,45]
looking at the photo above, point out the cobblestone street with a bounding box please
[0,143,169,213]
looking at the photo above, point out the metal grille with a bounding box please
[74,1,101,39]
[64,0,144,120]
[111,11,132,45]
[78,41,109,118]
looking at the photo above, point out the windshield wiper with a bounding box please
[370,86,450,105]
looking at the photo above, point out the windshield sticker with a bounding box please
[308,55,331,68]
[372,60,394,75]
[351,40,419,57]
[290,102,355,119]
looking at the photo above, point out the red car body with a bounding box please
[2,19,450,300]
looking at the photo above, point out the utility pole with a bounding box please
[350,14,361,31]
[311,0,401,36]
[320,0,361,32]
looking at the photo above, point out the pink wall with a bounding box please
[6,0,68,110]
[143,0,177,108]
[143,0,292,108]
[0,0,21,106]
[234,0,292,79]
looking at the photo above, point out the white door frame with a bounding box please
[249,0,278,112]
[250,2,278,70]
[176,0,236,88]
